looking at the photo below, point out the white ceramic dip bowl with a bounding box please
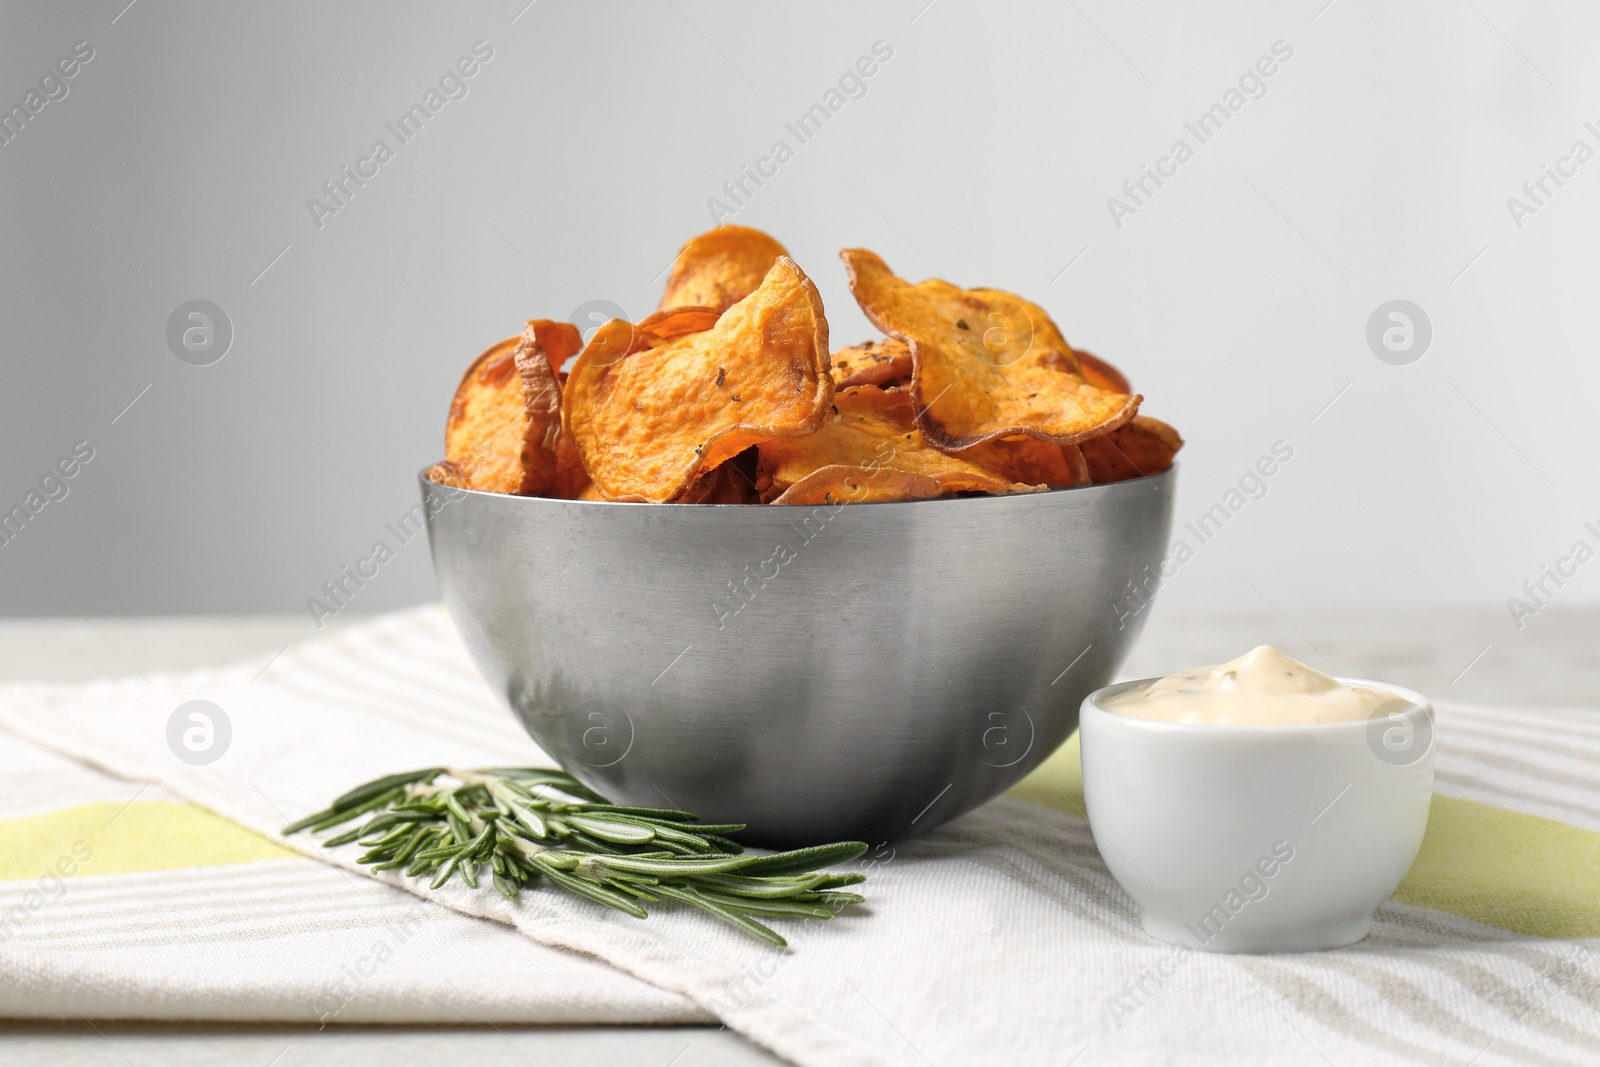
[1080,677,1434,953]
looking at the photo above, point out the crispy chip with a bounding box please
[659,226,789,313]
[1060,444,1091,485]
[424,460,472,489]
[831,337,913,390]
[1082,416,1183,483]
[770,466,944,506]
[758,385,1046,504]
[637,306,722,339]
[959,435,1088,488]
[444,320,580,495]
[553,434,590,499]
[565,256,833,502]
[680,454,757,504]
[841,249,1141,449]
[1076,349,1131,395]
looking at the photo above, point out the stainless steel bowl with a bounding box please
[422,468,1174,847]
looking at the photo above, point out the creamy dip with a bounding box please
[1102,646,1397,726]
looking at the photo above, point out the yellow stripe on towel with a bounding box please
[1010,732,1600,940]
[0,801,296,881]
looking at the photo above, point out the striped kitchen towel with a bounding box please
[0,655,706,1027]
[0,607,1596,1066]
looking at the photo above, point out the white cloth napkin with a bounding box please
[1,607,1596,1067]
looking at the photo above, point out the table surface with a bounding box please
[0,605,1593,1065]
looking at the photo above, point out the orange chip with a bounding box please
[959,435,1088,488]
[841,249,1141,449]
[444,320,581,495]
[637,306,722,339]
[831,337,913,390]
[565,256,833,502]
[553,433,591,499]
[659,226,789,313]
[1076,349,1130,394]
[424,460,472,489]
[680,454,757,504]
[1060,444,1091,486]
[770,466,944,506]
[758,385,1047,504]
[1082,416,1183,483]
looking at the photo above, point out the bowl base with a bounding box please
[1139,912,1373,954]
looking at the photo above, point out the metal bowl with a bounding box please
[422,468,1174,847]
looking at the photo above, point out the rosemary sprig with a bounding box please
[282,767,867,947]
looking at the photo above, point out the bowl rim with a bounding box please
[419,464,1176,509]
[1080,674,1433,736]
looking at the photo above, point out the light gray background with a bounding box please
[2,0,1596,633]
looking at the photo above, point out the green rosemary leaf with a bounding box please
[331,768,444,811]
[510,804,548,838]
[430,852,463,889]
[659,823,748,835]
[596,818,715,852]
[538,865,649,918]
[350,812,403,835]
[700,833,746,855]
[696,873,830,899]
[694,891,836,921]
[810,872,867,889]
[589,854,758,877]
[578,804,702,821]
[738,842,868,877]
[606,879,661,902]
[493,873,522,899]
[810,891,865,906]
[284,785,407,836]
[361,823,418,850]
[392,825,433,865]
[653,884,786,947]
[412,846,462,864]
[323,825,371,848]
[483,768,604,801]
[566,816,658,844]
[443,791,474,824]
[461,822,495,856]
[565,829,630,855]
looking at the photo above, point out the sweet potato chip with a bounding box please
[553,434,590,499]
[1076,349,1130,395]
[565,256,833,502]
[659,226,789,313]
[1060,444,1090,486]
[831,338,913,390]
[444,320,579,495]
[637,306,722,340]
[1082,416,1183,483]
[680,457,757,504]
[841,249,1141,449]
[770,466,944,506]
[959,435,1087,488]
[424,460,472,489]
[758,386,1046,504]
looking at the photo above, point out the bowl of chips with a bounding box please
[423,227,1181,845]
